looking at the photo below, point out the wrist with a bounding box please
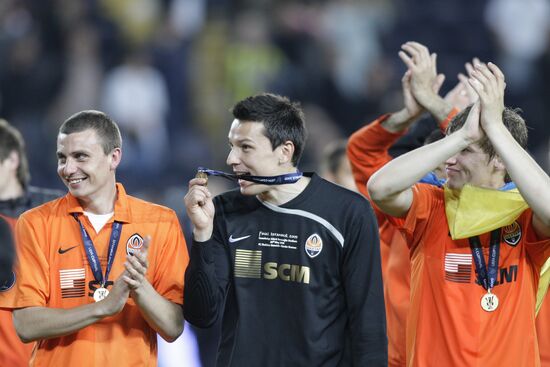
[481,118,506,135]
[93,299,112,318]
[383,109,419,133]
[130,279,151,300]
[193,228,213,242]
[418,93,452,122]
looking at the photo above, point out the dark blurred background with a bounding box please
[2,0,550,365]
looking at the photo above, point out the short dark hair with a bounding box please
[231,93,306,166]
[447,105,528,160]
[447,104,528,182]
[59,110,122,154]
[0,119,30,188]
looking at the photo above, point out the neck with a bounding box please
[0,179,24,201]
[78,183,117,214]
[479,177,506,190]
[257,175,310,206]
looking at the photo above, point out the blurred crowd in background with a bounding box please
[2,0,550,366]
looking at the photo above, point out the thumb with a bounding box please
[432,73,445,93]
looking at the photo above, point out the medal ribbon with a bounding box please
[73,214,123,287]
[468,228,501,291]
[197,167,303,185]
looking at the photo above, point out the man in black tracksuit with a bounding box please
[184,93,387,366]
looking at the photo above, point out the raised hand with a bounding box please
[124,236,151,291]
[449,58,482,109]
[402,69,445,119]
[444,73,478,111]
[184,177,215,241]
[459,101,484,145]
[398,41,442,107]
[468,62,506,132]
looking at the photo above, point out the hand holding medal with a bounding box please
[195,169,208,186]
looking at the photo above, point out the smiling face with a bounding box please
[226,119,293,196]
[57,129,121,205]
[444,142,503,190]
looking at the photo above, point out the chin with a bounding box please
[239,183,269,197]
[239,186,258,196]
[446,180,465,190]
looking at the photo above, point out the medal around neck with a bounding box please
[93,287,109,302]
[481,290,499,312]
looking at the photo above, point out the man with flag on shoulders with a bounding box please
[368,41,550,367]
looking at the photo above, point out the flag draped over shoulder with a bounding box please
[444,184,527,240]
[443,183,549,313]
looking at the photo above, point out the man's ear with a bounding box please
[6,151,20,171]
[278,141,295,165]
[110,148,122,170]
[492,155,506,173]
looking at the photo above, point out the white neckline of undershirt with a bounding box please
[83,211,114,234]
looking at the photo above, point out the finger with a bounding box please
[468,77,484,97]
[487,62,505,89]
[470,69,490,89]
[458,73,477,95]
[123,275,140,289]
[432,73,445,93]
[189,184,212,198]
[457,73,469,84]
[188,177,209,189]
[185,187,212,207]
[187,184,212,198]
[131,250,149,270]
[125,257,145,276]
[401,44,421,62]
[129,254,148,274]
[412,44,431,66]
[407,41,430,60]
[140,235,151,257]
[465,61,475,77]
[475,63,495,83]
[123,262,143,282]
[398,50,415,70]
[431,53,438,75]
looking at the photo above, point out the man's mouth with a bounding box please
[233,170,250,178]
[67,177,86,184]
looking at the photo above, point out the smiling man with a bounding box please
[6,110,188,366]
[183,93,387,366]
[368,54,550,366]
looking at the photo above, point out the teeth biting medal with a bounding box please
[195,167,303,185]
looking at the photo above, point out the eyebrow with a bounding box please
[56,150,89,158]
[229,137,255,144]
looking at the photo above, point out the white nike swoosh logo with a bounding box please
[228,234,251,243]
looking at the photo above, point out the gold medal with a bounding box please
[93,287,109,302]
[195,171,208,185]
[481,290,499,312]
